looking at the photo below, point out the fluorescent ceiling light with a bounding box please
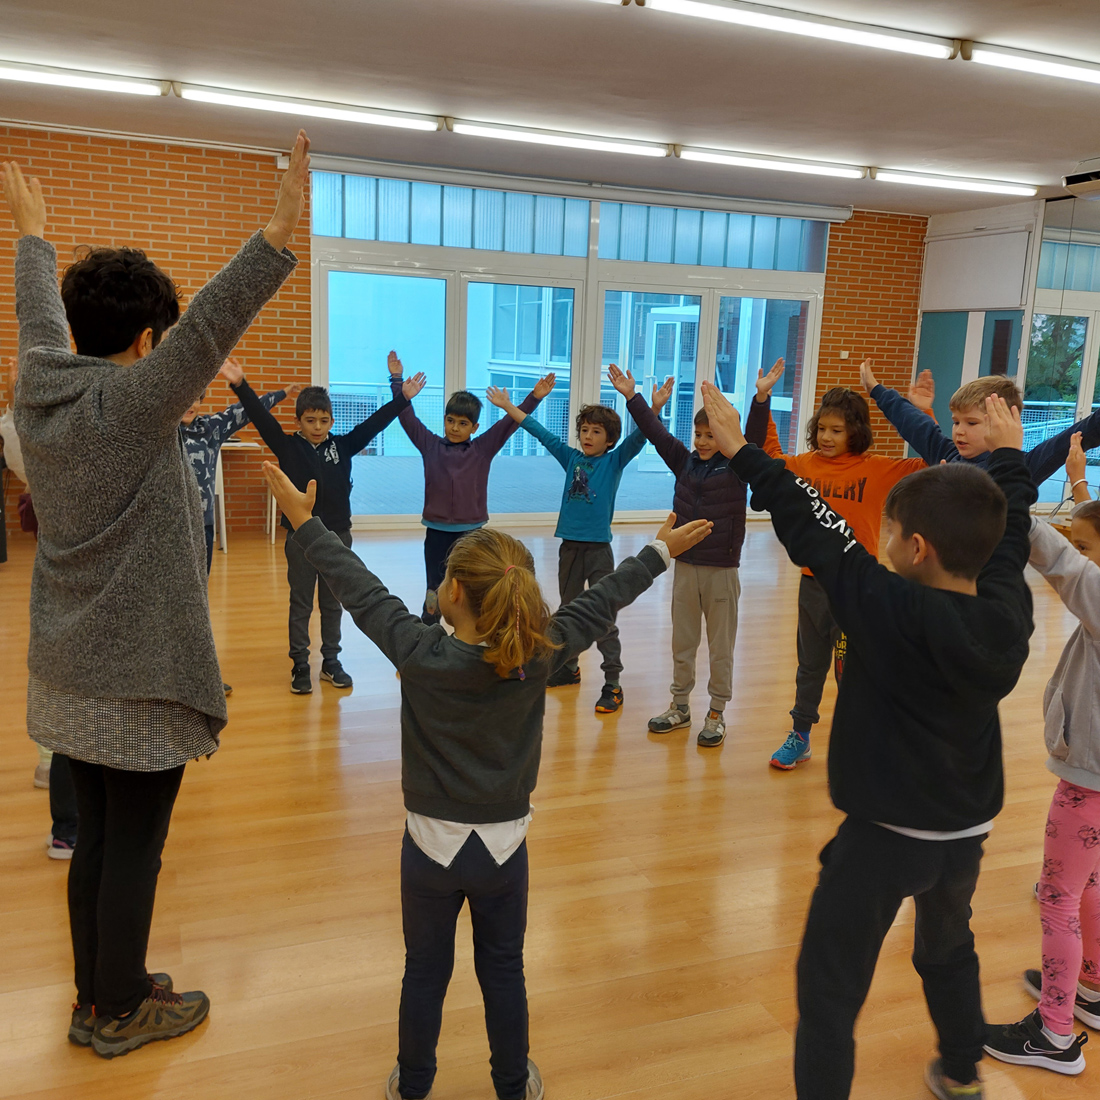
[968,43,1100,86]
[872,169,1038,197]
[451,120,670,157]
[180,86,440,131]
[680,146,865,179]
[0,59,165,96]
[642,0,956,59]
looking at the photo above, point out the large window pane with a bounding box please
[328,271,447,516]
[465,281,575,514]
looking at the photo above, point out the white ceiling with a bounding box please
[2,0,1099,215]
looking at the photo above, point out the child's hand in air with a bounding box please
[533,372,556,400]
[286,383,303,398]
[857,358,879,395]
[656,513,713,558]
[701,381,747,457]
[263,130,310,252]
[486,385,513,409]
[983,394,1023,452]
[608,363,636,400]
[403,372,427,400]
[651,377,674,413]
[908,368,935,411]
[263,462,316,530]
[1067,431,1087,483]
[1,162,46,239]
[387,350,403,377]
[218,357,245,386]
[755,358,784,403]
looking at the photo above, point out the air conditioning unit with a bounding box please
[1064,157,1100,199]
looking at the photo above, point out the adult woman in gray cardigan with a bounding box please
[3,130,310,1058]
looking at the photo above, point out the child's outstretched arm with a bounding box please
[613,365,689,477]
[387,351,438,452]
[744,358,787,458]
[264,462,429,669]
[228,367,295,462]
[339,374,416,456]
[476,372,553,456]
[1026,410,1100,485]
[1029,517,1100,635]
[1065,431,1093,504]
[204,357,295,445]
[486,384,574,469]
[860,359,959,465]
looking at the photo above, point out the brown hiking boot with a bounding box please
[91,985,208,1058]
[68,973,173,1047]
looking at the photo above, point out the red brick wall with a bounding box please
[816,210,928,457]
[0,124,312,537]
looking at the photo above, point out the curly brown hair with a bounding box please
[575,404,622,448]
[806,387,873,455]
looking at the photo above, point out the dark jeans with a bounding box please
[49,752,79,845]
[205,522,215,574]
[66,758,185,1016]
[795,817,987,1099]
[558,540,621,680]
[791,575,842,731]
[285,526,353,664]
[422,527,468,625]
[399,830,529,1100]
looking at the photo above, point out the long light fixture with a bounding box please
[179,86,441,131]
[679,146,865,179]
[871,168,1038,197]
[0,59,165,96]
[637,0,957,60]
[449,119,670,157]
[966,42,1100,86]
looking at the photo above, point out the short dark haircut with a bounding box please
[576,404,622,448]
[884,464,1007,580]
[807,387,873,455]
[446,391,482,423]
[1072,500,1100,537]
[693,408,710,428]
[296,386,332,418]
[61,247,180,357]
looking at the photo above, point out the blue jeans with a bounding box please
[398,830,530,1099]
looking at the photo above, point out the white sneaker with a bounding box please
[648,704,691,734]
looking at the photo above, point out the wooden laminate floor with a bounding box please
[0,523,1093,1100]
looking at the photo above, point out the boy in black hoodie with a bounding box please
[701,381,1035,1100]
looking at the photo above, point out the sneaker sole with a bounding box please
[1024,971,1100,1029]
[698,733,726,747]
[290,684,312,694]
[648,718,691,734]
[68,1025,93,1047]
[92,1002,210,1059]
[770,752,811,770]
[319,673,352,688]
[981,1043,1085,1074]
[47,846,74,860]
[595,705,621,714]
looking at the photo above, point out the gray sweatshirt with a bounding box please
[14,232,296,748]
[1029,518,1100,791]
[295,517,667,822]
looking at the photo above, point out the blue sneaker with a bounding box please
[770,731,811,770]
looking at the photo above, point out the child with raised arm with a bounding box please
[487,377,654,714]
[6,131,309,1057]
[228,357,416,694]
[609,362,745,745]
[982,433,1097,1075]
[748,359,926,770]
[704,383,1036,1100]
[387,352,555,625]
[263,461,711,1100]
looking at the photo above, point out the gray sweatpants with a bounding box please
[558,540,622,681]
[285,527,354,665]
[670,561,741,713]
[791,573,842,730]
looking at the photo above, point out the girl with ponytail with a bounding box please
[264,461,711,1100]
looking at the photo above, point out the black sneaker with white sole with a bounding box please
[320,660,353,689]
[290,663,312,694]
[983,1008,1087,1074]
[1023,968,1100,1030]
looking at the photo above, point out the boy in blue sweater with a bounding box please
[487,376,660,713]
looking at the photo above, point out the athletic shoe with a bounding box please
[69,974,174,1046]
[47,836,75,861]
[770,731,811,770]
[91,986,210,1059]
[547,665,581,688]
[385,1064,432,1100]
[983,1008,1087,1074]
[697,710,726,747]
[1023,968,1100,1029]
[290,663,312,694]
[525,1059,545,1100]
[924,1058,983,1098]
[33,763,50,789]
[320,660,353,689]
[222,682,233,696]
[595,685,624,713]
[648,704,691,734]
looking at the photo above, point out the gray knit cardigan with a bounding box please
[14,231,296,746]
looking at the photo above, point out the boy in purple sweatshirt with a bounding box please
[388,352,555,623]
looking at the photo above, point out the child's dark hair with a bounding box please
[296,386,332,418]
[61,247,180,357]
[1072,500,1100,537]
[445,528,560,677]
[884,464,1007,580]
[576,404,622,448]
[806,387,873,455]
[694,409,710,428]
[446,391,482,423]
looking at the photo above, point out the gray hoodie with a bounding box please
[1029,518,1100,791]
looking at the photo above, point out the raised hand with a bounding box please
[1066,431,1087,483]
[218,357,245,386]
[608,363,636,399]
[263,462,316,530]
[656,513,714,558]
[286,383,303,398]
[858,358,879,395]
[651,376,674,413]
[263,129,311,252]
[1,162,46,239]
[403,372,427,400]
[532,372,557,400]
[908,368,935,411]
[701,380,747,457]
[388,350,403,377]
[485,385,512,410]
[983,394,1023,452]
[755,358,785,403]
